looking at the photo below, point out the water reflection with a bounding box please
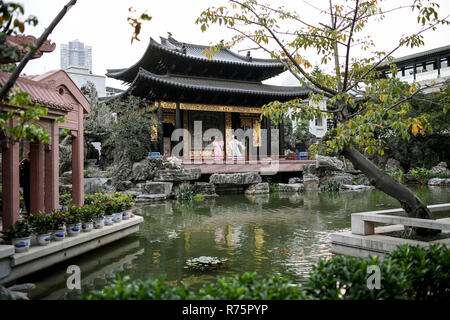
[24,186,450,299]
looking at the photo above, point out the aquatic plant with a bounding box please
[185,256,228,271]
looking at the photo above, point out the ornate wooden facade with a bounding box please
[107,34,310,160]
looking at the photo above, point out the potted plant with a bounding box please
[31,213,52,246]
[66,205,82,236]
[59,193,72,210]
[91,201,105,229]
[120,194,134,220]
[81,205,94,232]
[50,210,66,241]
[113,198,124,223]
[104,198,116,226]
[6,220,33,253]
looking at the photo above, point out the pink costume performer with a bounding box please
[212,140,224,161]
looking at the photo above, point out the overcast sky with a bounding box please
[18,0,450,90]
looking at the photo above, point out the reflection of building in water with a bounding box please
[29,240,142,300]
[106,34,311,160]
[253,227,265,261]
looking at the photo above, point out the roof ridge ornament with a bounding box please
[246,51,252,62]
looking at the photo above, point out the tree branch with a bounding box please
[0,0,77,102]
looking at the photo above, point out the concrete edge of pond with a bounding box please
[331,206,450,259]
[0,215,144,285]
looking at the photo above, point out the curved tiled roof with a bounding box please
[124,68,309,106]
[106,36,286,82]
[0,72,73,111]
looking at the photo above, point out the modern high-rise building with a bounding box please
[60,39,92,73]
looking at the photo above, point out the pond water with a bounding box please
[24,186,450,300]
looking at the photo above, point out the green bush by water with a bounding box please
[176,183,194,201]
[84,244,449,300]
[325,180,342,193]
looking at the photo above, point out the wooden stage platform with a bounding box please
[181,158,316,174]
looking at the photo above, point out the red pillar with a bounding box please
[2,138,20,230]
[72,129,84,206]
[30,142,45,214]
[45,122,59,212]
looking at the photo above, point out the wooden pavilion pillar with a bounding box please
[175,102,183,158]
[1,134,20,229]
[45,122,60,212]
[266,116,272,157]
[157,102,164,155]
[279,119,285,156]
[71,130,84,206]
[29,142,45,214]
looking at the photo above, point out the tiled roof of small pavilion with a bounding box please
[0,72,73,111]
[106,36,287,83]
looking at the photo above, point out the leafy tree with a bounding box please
[197,0,450,233]
[103,95,157,163]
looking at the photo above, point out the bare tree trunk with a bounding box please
[341,145,439,236]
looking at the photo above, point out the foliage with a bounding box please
[262,176,278,193]
[84,275,195,300]
[384,82,450,168]
[176,183,194,201]
[389,168,404,183]
[164,156,183,169]
[193,194,205,202]
[65,205,82,224]
[5,220,32,238]
[0,2,38,63]
[387,244,450,300]
[49,210,66,230]
[325,180,341,193]
[112,192,135,211]
[59,193,72,207]
[103,95,156,163]
[127,7,152,43]
[28,212,52,234]
[409,167,432,185]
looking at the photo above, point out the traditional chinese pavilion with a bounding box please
[106,34,310,160]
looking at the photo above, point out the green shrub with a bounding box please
[5,220,32,239]
[409,167,432,185]
[387,244,450,300]
[389,168,404,183]
[303,254,409,300]
[176,183,194,201]
[196,273,308,300]
[59,193,72,207]
[193,194,205,202]
[29,213,53,234]
[84,275,194,300]
[325,180,341,192]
